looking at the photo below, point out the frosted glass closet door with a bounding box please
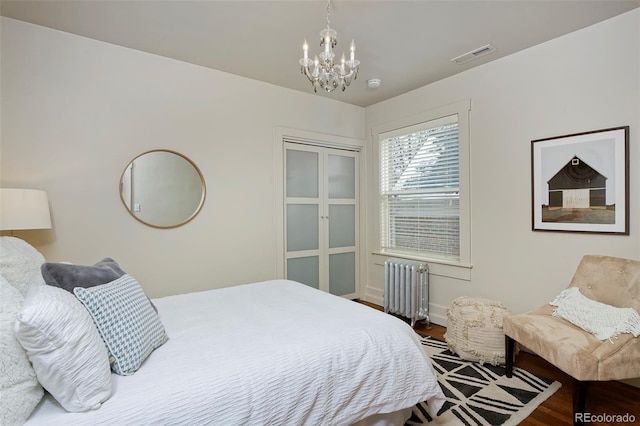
[284,143,359,298]
[327,153,357,297]
[285,148,321,289]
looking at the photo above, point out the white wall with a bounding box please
[364,9,640,324]
[2,10,638,316]
[0,17,364,298]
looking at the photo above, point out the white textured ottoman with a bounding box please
[444,296,511,365]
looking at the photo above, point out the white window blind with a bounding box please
[380,114,460,260]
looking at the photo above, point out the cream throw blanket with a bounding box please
[550,287,640,341]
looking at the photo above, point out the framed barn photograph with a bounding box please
[531,126,629,234]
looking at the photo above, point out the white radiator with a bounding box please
[384,258,429,328]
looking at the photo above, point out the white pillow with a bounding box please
[0,275,43,425]
[550,287,640,341]
[15,284,112,412]
[74,274,168,376]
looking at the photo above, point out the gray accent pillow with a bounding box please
[41,258,126,292]
[42,258,157,312]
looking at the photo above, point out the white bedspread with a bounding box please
[26,280,445,425]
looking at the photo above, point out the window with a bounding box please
[376,100,470,267]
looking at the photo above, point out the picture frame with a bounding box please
[531,126,629,234]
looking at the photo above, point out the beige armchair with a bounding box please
[503,255,640,426]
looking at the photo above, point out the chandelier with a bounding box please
[299,0,360,93]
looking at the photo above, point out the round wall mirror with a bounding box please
[119,150,206,228]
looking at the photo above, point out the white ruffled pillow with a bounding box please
[0,275,43,425]
[15,284,112,412]
[550,287,640,341]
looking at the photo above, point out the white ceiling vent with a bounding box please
[451,44,498,65]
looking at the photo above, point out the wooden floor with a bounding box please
[359,301,640,425]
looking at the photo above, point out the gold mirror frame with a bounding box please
[119,149,206,229]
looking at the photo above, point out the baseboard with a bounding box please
[362,285,448,327]
[362,285,384,307]
[428,304,448,327]
[620,378,640,389]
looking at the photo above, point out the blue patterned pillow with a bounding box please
[74,274,168,375]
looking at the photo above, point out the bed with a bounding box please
[1,238,445,425]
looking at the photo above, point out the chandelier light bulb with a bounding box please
[298,0,360,93]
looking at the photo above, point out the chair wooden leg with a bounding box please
[573,379,588,426]
[505,335,515,377]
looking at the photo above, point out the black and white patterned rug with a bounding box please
[407,336,561,426]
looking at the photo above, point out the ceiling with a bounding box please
[2,0,638,107]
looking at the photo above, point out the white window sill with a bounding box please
[371,251,472,281]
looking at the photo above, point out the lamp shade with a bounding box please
[0,188,52,231]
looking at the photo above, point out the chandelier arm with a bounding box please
[301,67,312,81]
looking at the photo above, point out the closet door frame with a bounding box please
[274,127,365,299]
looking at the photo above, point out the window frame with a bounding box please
[372,99,471,273]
